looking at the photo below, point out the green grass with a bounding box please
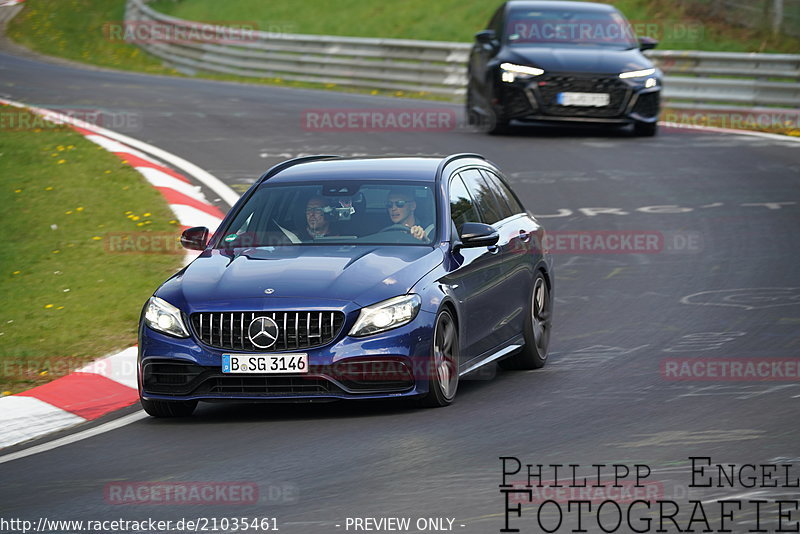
[0,106,183,394]
[148,0,800,53]
[6,0,177,74]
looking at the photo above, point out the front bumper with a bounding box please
[138,312,436,403]
[497,73,661,125]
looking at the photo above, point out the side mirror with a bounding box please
[639,37,658,51]
[475,29,498,46]
[458,222,499,249]
[180,226,209,250]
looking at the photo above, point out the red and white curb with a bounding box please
[0,0,24,7]
[0,98,233,450]
[0,348,138,448]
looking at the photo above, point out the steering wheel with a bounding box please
[379,224,412,233]
[377,223,433,244]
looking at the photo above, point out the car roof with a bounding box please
[266,156,460,184]
[504,1,617,12]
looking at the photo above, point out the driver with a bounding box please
[385,190,428,241]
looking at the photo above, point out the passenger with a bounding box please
[304,196,337,239]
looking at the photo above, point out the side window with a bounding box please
[233,213,254,235]
[448,174,480,234]
[482,169,524,215]
[459,169,503,225]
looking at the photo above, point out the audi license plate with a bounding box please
[222,353,308,374]
[557,92,610,107]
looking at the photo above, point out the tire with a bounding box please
[466,82,479,127]
[465,80,508,134]
[470,105,509,135]
[140,397,197,417]
[484,107,510,135]
[486,116,510,135]
[633,121,658,137]
[419,308,460,407]
[500,273,551,370]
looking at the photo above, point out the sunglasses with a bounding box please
[385,200,409,209]
[305,206,332,215]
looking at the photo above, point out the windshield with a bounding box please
[216,181,438,248]
[506,8,638,49]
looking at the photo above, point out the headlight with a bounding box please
[349,294,421,337]
[144,297,190,338]
[619,68,656,79]
[501,62,544,82]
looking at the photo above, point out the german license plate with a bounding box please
[557,92,610,107]
[222,353,308,374]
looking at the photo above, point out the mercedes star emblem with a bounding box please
[248,316,279,349]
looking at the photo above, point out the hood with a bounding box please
[158,246,444,309]
[501,46,652,75]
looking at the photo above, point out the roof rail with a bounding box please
[256,155,342,185]
[435,153,488,182]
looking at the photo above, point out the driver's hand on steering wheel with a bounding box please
[409,225,426,241]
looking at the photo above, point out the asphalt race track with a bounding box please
[1,47,800,533]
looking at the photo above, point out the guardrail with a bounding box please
[126,0,800,112]
[125,0,470,97]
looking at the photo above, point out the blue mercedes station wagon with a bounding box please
[138,154,553,416]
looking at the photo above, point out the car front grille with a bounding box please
[191,311,345,352]
[534,74,631,118]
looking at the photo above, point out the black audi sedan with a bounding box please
[467,0,662,136]
[138,154,553,416]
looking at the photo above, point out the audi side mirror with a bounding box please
[180,226,209,250]
[475,29,498,46]
[639,36,658,51]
